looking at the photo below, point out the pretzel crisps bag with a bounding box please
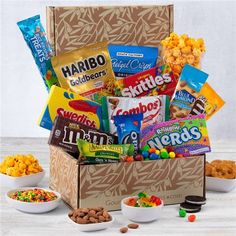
[190,82,225,120]
[108,44,158,80]
[170,64,208,119]
[17,15,59,90]
[102,95,169,135]
[51,42,116,103]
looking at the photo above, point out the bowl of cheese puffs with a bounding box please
[0,154,45,188]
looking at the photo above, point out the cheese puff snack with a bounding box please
[0,154,43,177]
[161,33,206,78]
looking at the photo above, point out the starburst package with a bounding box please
[51,41,116,103]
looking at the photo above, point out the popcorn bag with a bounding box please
[14,5,226,212]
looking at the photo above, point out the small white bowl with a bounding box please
[5,187,61,213]
[121,196,163,222]
[68,214,114,232]
[0,170,45,188]
[206,176,236,192]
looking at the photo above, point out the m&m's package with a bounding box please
[102,95,170,135]
[38,86,103,130]
[115,64,177,99]
[48,116,118,153]
[170,64,208,119]
[114,113,143,155]
[141,114,211,156]
[108,44,158,80]
[190,83,225,120]
[77,139,134,164]
[51,41,116,103]
[17,15,59,90]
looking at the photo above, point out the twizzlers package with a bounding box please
[48,116,117,153]
[115,64,177,99]
[141,114,211,156]
[102,96,169,135]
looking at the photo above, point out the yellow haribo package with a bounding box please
[190,83,225,120]
[161,33,205,78]
[51,41,116,103]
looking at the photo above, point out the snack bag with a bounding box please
[170,64,208,119]
[161,33,206,78]
[108,44,158,80]
[189,83,225,120]
[141,115,211,156]
[51,41,116,103]
[17,15,59,90]
[38,86,102,130]
[77,139,134,164]
[115,64,177,99]
[114,113,143,155]
[49,116,118,153]
[102,95,169,135]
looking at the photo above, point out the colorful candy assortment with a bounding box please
[126,192,162,207]
[10,189,57,202]
[0,154,43,177]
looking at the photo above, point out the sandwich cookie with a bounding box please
[180,202,201,213]
[185,195,206,205]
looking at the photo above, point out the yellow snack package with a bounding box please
[190,82,225,120]
[51,41,116,103]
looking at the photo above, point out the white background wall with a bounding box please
[1,0,236,142]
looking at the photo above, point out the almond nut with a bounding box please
[128,223,139,229]
[120,227,128,233]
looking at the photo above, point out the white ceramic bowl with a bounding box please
[68,214,114,232]
[121,196,163,222]
[206,176,236,192]
[5,187,61,213]
[0,170,45,188]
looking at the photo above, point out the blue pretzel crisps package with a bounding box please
[17,15,59,90]
[108,44,158,80]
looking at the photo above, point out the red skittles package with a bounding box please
[115,64,177,99]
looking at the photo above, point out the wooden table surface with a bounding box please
[1,138,236,236]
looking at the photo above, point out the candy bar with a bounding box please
[170,64,208,119]
[115,64,177,99]
[51,41,116,103]
[77,139,134,164]
[108,44,158,80]
[102,95,169,135]
[38,85,103,130]
[189,83,225,120]
[48,116,118,153]
[141,115,211,156]
[17,15,59,90]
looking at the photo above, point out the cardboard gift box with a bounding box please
[46,5,174,60]
[49,145,205,211]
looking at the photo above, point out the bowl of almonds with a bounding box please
[68,207,114,231]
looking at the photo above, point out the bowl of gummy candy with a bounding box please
[0,154,45,188]
[121,192,163,222]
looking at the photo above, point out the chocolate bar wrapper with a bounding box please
[49,116,118,153]
[141,115,211,156]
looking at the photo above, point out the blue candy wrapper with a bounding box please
[114,113,143,155]
[108,44,158,80]
[17,15,59,91]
